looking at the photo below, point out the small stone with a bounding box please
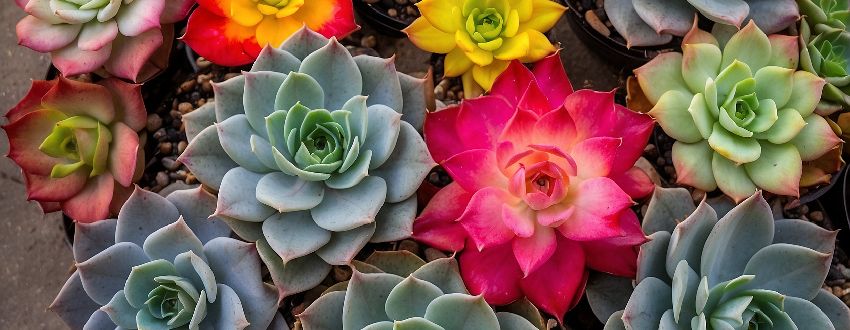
[333,266,352,282]
[178,102,194,114]
[170,110,182,120]
[146,114,162,132]
[159,142,173,155]
[434,85,446,100]
[398,240,420,255]
[656,157,666,166]
[186,173,197,184]
[643,144,658,158]
[178,80,196,94]
[153,128,167,141]
[161,157,181,171]
[691,189,705,202]
[395,0,407,4]
[223,73,241,80]
[178,141,188,155]
[424,248,448,261]
[361,35,377,49]
[196,57,212,70]
[387,8,397,17]
[196,98,207,107]
[447,90,456,100]
[810,211,824,222]
[405,6,418,16]
[585,10,610,37]
[201,81,213,93]
[155,171,169,187]
[457,91,464,99]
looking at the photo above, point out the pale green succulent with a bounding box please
[800,9,850,114]
[799,0,850,31]
[600,187,850,330]
[179,27,435,300]
[49,187,285,330]
[296,251,544,330]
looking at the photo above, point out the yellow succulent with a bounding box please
[405,0,566,97]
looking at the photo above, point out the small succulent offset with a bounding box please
[601,187,850,330]
[404,0,566,98]
[180,27,434,300]
[414,53,654,321]
[799,0,850,114]
[799,0,850,31]
[3,77,146,222]
[50,187,284,329]
[183,0,358,66]
[297,250,543,330]
[14,0,192,82]
[604,0,798,47]
[635,22,842,202]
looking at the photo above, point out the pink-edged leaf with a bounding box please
[532,106,578,151]
[51,42,112,77]
[77,21,118,52]
[610,167,655,199]
[108,122,140,187]
[16,16,80,52]
[5,109,67,175]
[62,173,115,222]
[455,96,514,151]
[497,109,539,151]
[114,0,165,37]
[458,187,518,250]
[537,203,574,227]
[42,77,115,124]
[520,236,587,322]
[518,82,553,116]
[581,210,646,277]
[532,52,573,109]
[610,105,654,173]
[563,89,618,139]
[24,170,88,202]
[570,137,621,178]
[441,149,508,193]
[459,242,525,305]
[558,177,633,241]
[502,199,535,238]
[98,79,146,131]
[7,79,56,122]
[412,182,472,252]
[491,60,536,107]
[424,105,466,164]
[103,29,164,82]
[513,225,557,276]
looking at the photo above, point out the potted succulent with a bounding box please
[353,0,419,38]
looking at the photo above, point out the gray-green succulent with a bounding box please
[179,27,434,300]
[296,250,544,330]
[800,0,850,114]
[601,187,850,329]
[49,187,284,330]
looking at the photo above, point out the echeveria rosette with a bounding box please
[403,0,565,98]
[182,0,358,66]
[179,27,434,300]
[605,0,798,47]
[3,77,146,222]
[49,187,285,329]
[297,250,544,329]
[14,0,191,82]
[799,0,850,31]
[800,15,850,115]
[600,187,850,329]
[636,21,843,203]
[412,53,655,322]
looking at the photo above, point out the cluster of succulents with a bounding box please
[799,0,850,115]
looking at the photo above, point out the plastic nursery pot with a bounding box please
[563,0,677,69]
[821,166,850,245]
[354,0,413,38]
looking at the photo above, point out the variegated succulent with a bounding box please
[50,187,284,330]
[296,250,544,330]
[179,27,435,300]
[604,0,798,47]
[598,187,850,329]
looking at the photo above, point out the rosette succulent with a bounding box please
[14,0,192,82]
[604,0,798,47]
[179,27,434,300]
[799,0,850,31]
[49,187,284,329]
[601,187,850,330]
[404,0,565,97]
[3,77,146,222]
[413,53,654,321]
[800,0,850,114]
[297,250,543,330]
[182,0,358,66]
[635,22,842,202]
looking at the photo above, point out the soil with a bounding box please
[358,0,421,25]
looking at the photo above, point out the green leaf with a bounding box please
[688,93,717,140]
[185,103,216,143]
[366,250,427,277]
[173,251,217,304]
[791,114,840,161]
[101,290,140,329]
[78,242,150,305]
[310,176,387,232]
[424,294,500,330]
[671,261,699,323]
[371,121,435,202]
[773,220,839,255]
[700,191,774,286]
[746,98,779,133]
[136,308,171,330]
[755,108,805,144]
[711,295,753,326]
[621,277,673,329]
[649,91,703,143]
[398,72,427,131]
[315,222,377,265]
[385,276,444,320]
[812,289,850,330]
[202,284,249,329]
[325,149,372,190]
[637,231,672,284]
[683,43,723,93]
[410,257,467,295]
[257,239,332,297]
[124,259,177,308]
[212,75,246,123]
[714,61,753,99]
[216,114,273,173]
[641,187,696,234]
[742,243,831,300]
[279,27,330,61]
[672,140,718,192]
[343,271,404,328]
[74,218,118,263]
[298,291,345,330]
[708,123,761,163]
[753,66,794,109]
[256,172,325,212]
[394,318,446,330]
[605,0,674,47]
[496,298,544,329]
[635,53,691,104]
[243,71,288,138]
[711,153,758,202]
[586,272,634,323]
[785,71,827,117]
[354,55,404,112]
[721,22,772,71]
[250,134,279,170]
[364,105,402,169]
[743,142,802,196]
[603,310,627,330]
[216,167,276,222]
[262,211,331,262]
[299,38,363,110]
[784,296,836,330]
[371,196,417,243]
[666,201,718,278]
[495,312,538,330]
[142,217,205,264]
[275,72,324,113]
[178,126,239,191]
[251,46,301,74]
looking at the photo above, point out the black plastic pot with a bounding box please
[354,0,410,38]
[563,0,677,69]
[821,166,850,245]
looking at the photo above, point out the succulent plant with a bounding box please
[3,77,146,222]
[604,0,798,47]
[635,21,842,202]
[599,186,850,330]
[296,250,543,330]
[413,53,654,321]
[799,0,850,31]
[179,27,434,300]
[800,15,850,115]
[49,187,285,329]
[404,0,565,98]
[14,0,191,82]
[182,0,358,66]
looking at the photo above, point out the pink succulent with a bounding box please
[14,0,194,82]
[413,53,654,321]
[3,77,146,222]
